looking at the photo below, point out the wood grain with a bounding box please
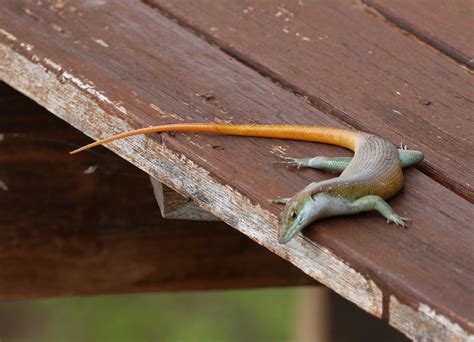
[0,1,472,339]
[0,82,314,298]
[150,178,219,221]
[363,0,474,69]
[149,0,474,202]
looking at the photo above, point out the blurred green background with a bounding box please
[0,288,296,342]
[0,287,407,342]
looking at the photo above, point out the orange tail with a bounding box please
[70,123,361,154]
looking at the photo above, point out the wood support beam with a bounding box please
[0,83,315,298]
[150,177,219,221]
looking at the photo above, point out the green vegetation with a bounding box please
[3,288,296,342]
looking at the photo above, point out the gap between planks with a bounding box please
[360,0,474,70]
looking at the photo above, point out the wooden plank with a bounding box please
[0,1,472,339]
[362,0,474,69]
[150,177,219,221]
[149,0,474,202]
[0,82,314,298]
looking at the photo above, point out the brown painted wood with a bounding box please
[0,82,314,298]
[0,1,472,339]
[363,0,474,69]
[148,0,474,202]
[150,178,219,221]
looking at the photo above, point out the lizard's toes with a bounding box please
[273,156,303,169]
[387,215,410,228]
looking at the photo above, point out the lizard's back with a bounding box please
[327,133,404,200]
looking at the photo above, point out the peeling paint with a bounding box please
[389,296,472,341]
[60,71,127,115]
[20,42,34,51]
[93,38,109,47]
[149,103,184,121]
[43,58,62,71]
[0,28,17,41]
[419,304,472,339]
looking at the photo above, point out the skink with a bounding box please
[70,123,423,243]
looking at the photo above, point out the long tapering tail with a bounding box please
[70,123,361,154]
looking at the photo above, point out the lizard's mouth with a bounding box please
[278,214,308,244]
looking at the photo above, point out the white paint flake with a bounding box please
[389,296,473,341]
[93,38,109,47]
[149,103,184,121]
[20,42,34,51]
[43,58,62,71]
[60,71,128,115]
[0,28,17,41]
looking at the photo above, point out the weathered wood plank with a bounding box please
[149,0,474,202]
[150,177,219,221]
[363,0,474,69]
[0,82,314,298]
[0,1,472,339]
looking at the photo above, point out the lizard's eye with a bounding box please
[290,210,298,219]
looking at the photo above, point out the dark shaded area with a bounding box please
[329,291,408,342]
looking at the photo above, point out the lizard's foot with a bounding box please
[273,155,312,169]
[400,141,408,150]
[269,196,291,205]
[386,214,410,228]
[275,155,350,172]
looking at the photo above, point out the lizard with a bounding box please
[70,123,424,243]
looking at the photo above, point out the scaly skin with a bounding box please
[70,123,423,243]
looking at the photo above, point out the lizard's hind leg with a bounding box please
[351,195,410,227]
[275,155,351,172]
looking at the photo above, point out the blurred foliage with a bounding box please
[0,288,296,342]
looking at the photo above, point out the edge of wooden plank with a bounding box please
[1,31,472,341]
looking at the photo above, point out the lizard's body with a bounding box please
[71,123,423,243]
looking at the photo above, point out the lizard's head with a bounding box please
[278,188,347,244]
[278,191,321,244]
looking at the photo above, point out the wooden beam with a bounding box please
[150,177,219,221]
[0,82,315,298]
